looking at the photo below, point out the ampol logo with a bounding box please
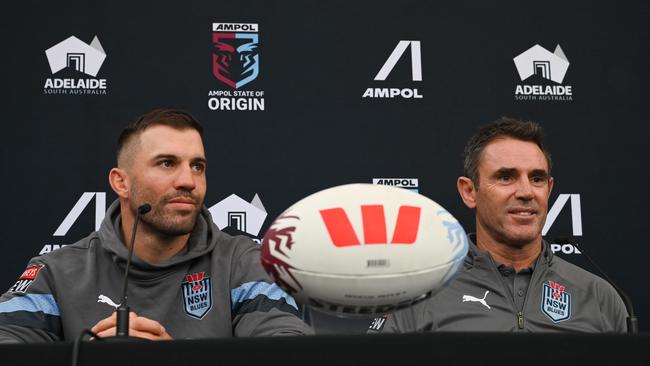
[373,178,419,193]
[543,194,583,255]
[362,40,423,99]
[319,205,421,247]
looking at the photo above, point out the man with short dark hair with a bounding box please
[0,108,312,342]
[372,117,627,332]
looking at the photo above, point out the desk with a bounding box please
[3,333,650,366]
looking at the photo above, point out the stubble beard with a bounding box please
[478,207,544,249]
[130,190,203,237]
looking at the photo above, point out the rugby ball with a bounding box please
[261,184,468,316]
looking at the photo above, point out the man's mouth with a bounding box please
[167,197,197,207]
[508,208,537,217]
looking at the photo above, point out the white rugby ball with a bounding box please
[261,184,468,316]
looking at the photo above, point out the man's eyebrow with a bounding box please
[492,167,517,176]
[151,154,179,161]
[530,169,549,178]
[192,157,208,165]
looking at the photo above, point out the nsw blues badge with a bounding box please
[182,272,213,319]
[541,280,571,322]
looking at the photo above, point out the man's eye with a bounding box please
[192,163,205,172]
[160,160,174,168]
[532,176,546,184]
[498,175,512,182]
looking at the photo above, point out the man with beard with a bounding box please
[0,108,311,342]
[370,117,627,333]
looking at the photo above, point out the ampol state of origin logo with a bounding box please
[181,272,213,319]
[541,280,571,322]
[207,23,265,111]
[513,44,572,101]
[43,35,108,95]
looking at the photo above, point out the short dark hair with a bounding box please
[117,108,203,165]
[462,117,552,187]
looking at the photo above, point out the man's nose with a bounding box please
[174,164,196,190]
[515,177,534,200]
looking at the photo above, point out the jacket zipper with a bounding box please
[486,254,548,331]
[485,255,524,330]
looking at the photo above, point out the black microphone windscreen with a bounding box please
[138,204,152,215]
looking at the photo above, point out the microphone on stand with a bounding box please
[116,203,151,337]
[554,237,638,333]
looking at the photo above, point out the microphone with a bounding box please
[554,237,638,333]
[116,203,151,337]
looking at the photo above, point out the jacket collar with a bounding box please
[464,233,554,270]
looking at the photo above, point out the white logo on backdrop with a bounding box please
[543,194,583,255]
[363,40,423,99]
[45,36,107,77]
[208,194,267,237]
[513,44,569,84]
[374,40,422,81]
[53,192,106,236]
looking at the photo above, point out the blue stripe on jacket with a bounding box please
[231,281,298,310]
[0,294,60,316]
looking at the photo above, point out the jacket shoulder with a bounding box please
[28,232,100,269]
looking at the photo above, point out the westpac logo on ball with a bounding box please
[43,35,108,95]
[320,205,421,248]
[208,22,265,111]
[363,40,423,99]
[513,43,572,102]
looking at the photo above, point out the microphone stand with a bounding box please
[116,204,151,337]
[554,237,638,333]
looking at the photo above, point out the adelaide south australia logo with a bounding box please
[182,272,213,319]
[44,35,108,95]
[208,23,265,111]
[541,280,571,322]
[513,44,572,102]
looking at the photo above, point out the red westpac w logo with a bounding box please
[319,205,421,247]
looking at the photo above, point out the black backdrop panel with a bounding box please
[2,1,649,331]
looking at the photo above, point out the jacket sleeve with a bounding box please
[595,278,629,333]
[368,300,431,334]
[229,238,313,336]
[0,259,63,343]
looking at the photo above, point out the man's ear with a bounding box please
[109,168,129,199]
[457,176,477,209]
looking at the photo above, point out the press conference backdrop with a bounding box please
[2,1,648,331]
